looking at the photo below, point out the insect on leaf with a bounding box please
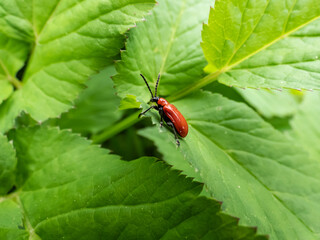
[113,0,212,108]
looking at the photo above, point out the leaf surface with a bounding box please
[0,134,16,195]
[289,92,320,161]
[202,1,320,91]
[114,0,212,107]
[0,126,264,239]
[236,89,301,118]
[140,91,320,240]
[57,65,122,135]
[139,126,201,182]
[0,33,29,104]
[0,0,155,132]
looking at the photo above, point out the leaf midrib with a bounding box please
[0,59,22,89]
[16,195,41,240]
[176,15,320,100]
[34,0,62,41]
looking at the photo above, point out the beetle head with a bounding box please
[150,97,159,103]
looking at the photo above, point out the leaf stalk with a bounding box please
[92,111,141,144]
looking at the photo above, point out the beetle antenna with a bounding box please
[155,74,160,97]
[140,74,154,98]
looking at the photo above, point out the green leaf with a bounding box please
[114,0,212,108]
[202,1,320,91]
[139,126,202,182]
[0,0,156,132]
[0,1,34,41]
[119,95,141,110]
[0,81,13,105]
[141,91,320,239]
[289,92,320,161]
[0,33,30,103]
[236,88,301,118]
[0,200,27,240]
[1,126,264,239]
[56,65,122,135]
[0,133,16,195]
[204,81,302,119]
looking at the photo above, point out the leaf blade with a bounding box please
[202,0,320,71]
[289,92,320,161]
[202,0,320,91]
[0,133,16,195]
[0,0,156,132]
[114,0,212,107]
[141,91,320,239]
[56,65,122,135]
[1,126,264,239]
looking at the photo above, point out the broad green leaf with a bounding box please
[0,200,27,240]
[202,0,320,90]
[114,0,212,108]
[56,65,122,135]
[119,95,141,110]
[0,81,13,105]
[141,91,320,239]
[0,0,156,132]
[204,81,245,103]
[139,126,202,182]
[0,33,30,103]
[0,1,34,41]
[0,134,16,195]
[289,92,320,161]
[236,89,301,118]
[204,81,302,118]
[0,126,264,239]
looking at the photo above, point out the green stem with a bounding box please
[10,77,23,89]
[0,59,23,89]
[92,111,141,144]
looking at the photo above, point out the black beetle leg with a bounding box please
[138,105,157,118]
[159,107,164,127]
[167,121,180,146]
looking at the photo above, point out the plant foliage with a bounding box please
[1,0,320,239]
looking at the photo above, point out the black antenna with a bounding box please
[140,74,153,98]
[155,74,160,97]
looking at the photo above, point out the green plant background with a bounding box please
[1,0,320,239]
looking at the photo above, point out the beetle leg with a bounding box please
[158,107,164,127]
[160,115,163,127]
[166,121,180,146]
[138,105,157,118]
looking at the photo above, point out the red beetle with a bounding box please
[138,74,188,146]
